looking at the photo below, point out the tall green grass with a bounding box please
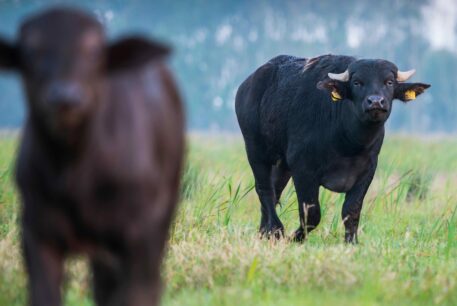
[0,135,456,306]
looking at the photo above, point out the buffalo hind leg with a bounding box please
[291,171,321,242]
[250,161,284,238]
[271,162,291,206]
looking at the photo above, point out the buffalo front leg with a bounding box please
[93,242,164,306]
[91,258,123,306]
[250,162,284,238]
[22,227,64,306]
[291,170,320,242]
[123,240,165,306]
[342,170,375,244]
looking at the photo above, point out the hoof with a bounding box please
[344,233,358,244]
[259,224,284,240]
[291,228,306,243]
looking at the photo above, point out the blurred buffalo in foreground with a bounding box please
[236,54,430,243]
[0,7,184,306]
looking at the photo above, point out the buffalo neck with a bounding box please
[335,106,385,155]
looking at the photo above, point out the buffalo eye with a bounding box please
[386,79,394,87]
[353,80,362,87]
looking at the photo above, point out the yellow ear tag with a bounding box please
[331,90,342,102]
[404,90,416,101]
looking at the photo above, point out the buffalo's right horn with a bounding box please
[328,70,349,82]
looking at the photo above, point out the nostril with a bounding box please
[367,95,384,107]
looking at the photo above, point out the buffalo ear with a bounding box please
[317,79,347,102]
[107,36,171,72]
[394,82,431,102]
[0,38,19,70]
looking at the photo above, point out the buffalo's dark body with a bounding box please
[17,61,183,306]
[0,8,185,306]
[17,57,183,306]
[17,60,184,250]
[236,54,419,242]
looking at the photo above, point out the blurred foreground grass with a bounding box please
[0,135,456,306]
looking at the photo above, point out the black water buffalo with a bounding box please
[235,54,430,243]
[0,8,184,306]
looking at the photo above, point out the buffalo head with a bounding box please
[318,59,430,123]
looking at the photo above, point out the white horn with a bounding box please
[397,69,416,82]
[328,70,349,82]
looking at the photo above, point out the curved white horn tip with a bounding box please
[397,69,416,82]
[328,70,349,82]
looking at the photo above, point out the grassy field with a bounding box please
[0,135,456,306]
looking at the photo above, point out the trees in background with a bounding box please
[0,0,455,132]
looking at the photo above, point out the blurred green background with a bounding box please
[0,0,454,131]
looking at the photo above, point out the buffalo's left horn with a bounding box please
[328,70,349,82]
[397,69,416,82]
